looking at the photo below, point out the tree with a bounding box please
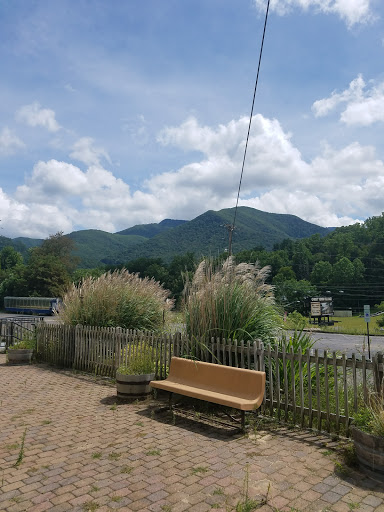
[274,279,317,314]
[26,252,71,296]
[291,243,312,280]
[331,257,355,286]
[0,246,23,271]
[23,232,77,297]
[34,232,79,273]
[273,266,296,283]
[310,261,333,288]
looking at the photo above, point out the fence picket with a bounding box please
[315,349,322,432]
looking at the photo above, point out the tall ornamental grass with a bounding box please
[184,257,281,343]
[59,269,173,330]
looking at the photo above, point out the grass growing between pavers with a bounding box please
[13,428,27,468]
[82,500,99,511]
[234,464,271,512]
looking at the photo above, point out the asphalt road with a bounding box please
[310,331,384,357]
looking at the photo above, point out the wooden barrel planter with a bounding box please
[116,372,155,399]
[7,349,34,365]
[351,426,384,482]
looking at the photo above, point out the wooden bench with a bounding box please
[150,357,266,430]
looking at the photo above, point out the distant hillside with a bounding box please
[9,207,331,268]
[116,219,186,238]
[13,237,42,249]
[115,207,331,263]
[67,230,147,268]
[0,235,39,258]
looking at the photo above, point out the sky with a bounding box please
[1,0,384,239]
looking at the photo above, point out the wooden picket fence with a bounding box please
[36,323,384,436]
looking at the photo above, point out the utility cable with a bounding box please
[228,0,271,255]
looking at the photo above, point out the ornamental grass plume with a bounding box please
[184,256,281,343]
[59,269,173,331]
[354,387,384,437]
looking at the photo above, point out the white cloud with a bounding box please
[70,137,111,166]
[0,186,73,238]
[15,160,89,203]
[312,75,384,126]
[253,0,374,27]
[3,114,384,237]
[0,127,25,154]
[16,102,61,132]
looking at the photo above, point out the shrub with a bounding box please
[59,269,173,330]
[285,311,308,330]
[184,257,281,344]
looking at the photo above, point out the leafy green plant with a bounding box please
[285,311,308,330]
[8,334,36,350]
[59,269,173,331]
[184,257,281,344]
[117,343,156,375]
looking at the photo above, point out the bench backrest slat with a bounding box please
[167,357,265,401]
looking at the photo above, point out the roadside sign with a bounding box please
[364,305,370,323]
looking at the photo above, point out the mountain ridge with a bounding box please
[6,207,332,268]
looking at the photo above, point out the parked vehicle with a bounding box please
[4,297,61,316]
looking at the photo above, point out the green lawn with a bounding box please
[310,315,384,336]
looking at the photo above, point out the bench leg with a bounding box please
[241,410,245,432]
[168,392,173,410]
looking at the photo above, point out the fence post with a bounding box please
[373,352,384,394]
[74,324,81,370]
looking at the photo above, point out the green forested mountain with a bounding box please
[116,219,186,238]
[13,237,43,249]
[67,230,147,268]
[115,207,331,263]
[0,235,38,258]
[8,207,331,268]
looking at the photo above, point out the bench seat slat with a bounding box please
[150,379,263,410]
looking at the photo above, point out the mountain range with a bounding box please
[2,207,332,268]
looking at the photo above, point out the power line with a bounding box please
[228,0,271,256]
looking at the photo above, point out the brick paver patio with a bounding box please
[1,354,383,512]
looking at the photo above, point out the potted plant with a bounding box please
[351,391,384,481]
[7,335,36,365]
[116,344,156,399]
